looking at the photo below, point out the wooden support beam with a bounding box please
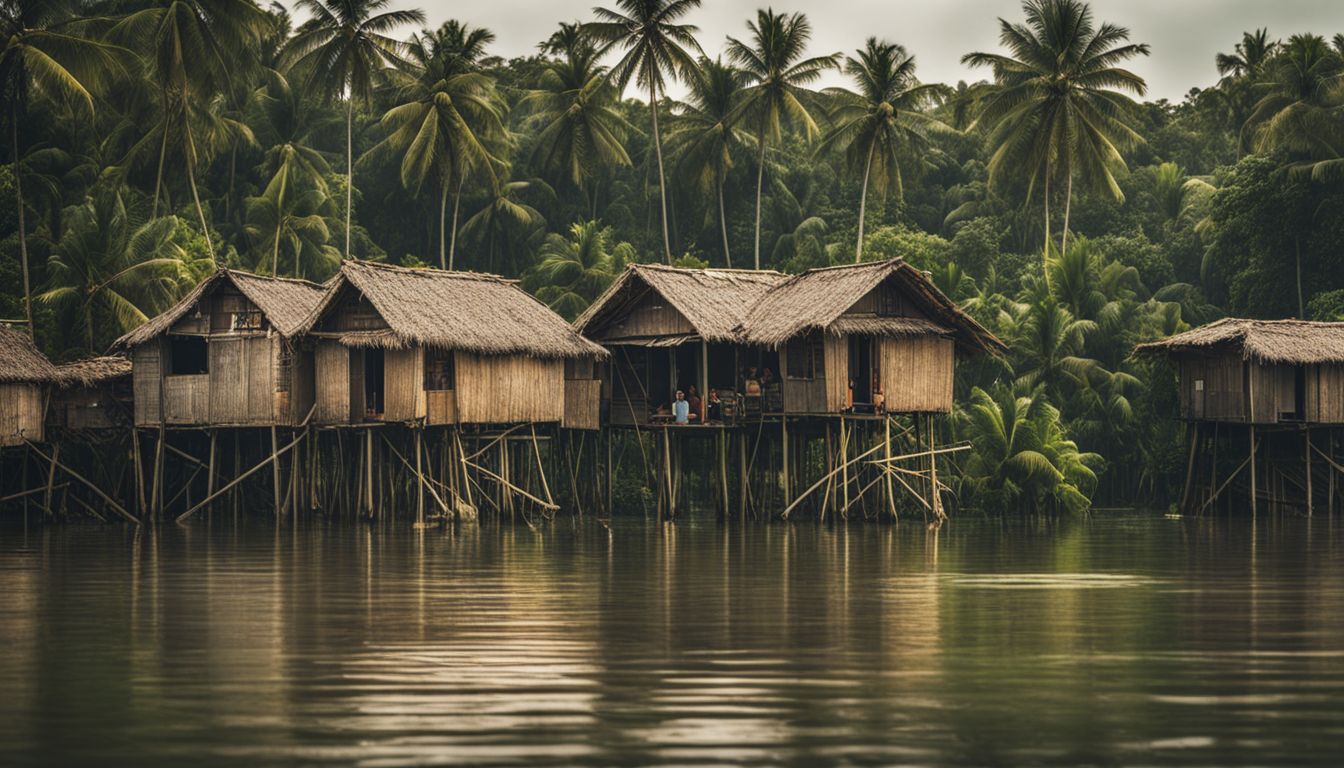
[176,431,305,522]
[25,440,137,525]
[782,437,886,520]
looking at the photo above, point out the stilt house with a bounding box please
[49,357,132,432]
[1136,318,1344,425]
[738,259,1004,415]
[297,260,607,428]
[572,264,789,426]
[0,326,57,446]
[113,269,328,428]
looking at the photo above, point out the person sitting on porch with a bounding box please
[744,367,762,398]
[673,390,690,424]
[707,389,722,422]
[687,385,703,422]
[873,387,886,414]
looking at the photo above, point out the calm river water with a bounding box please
[1,513,1342,766]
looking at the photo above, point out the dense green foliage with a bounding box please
[4,0,1343,511]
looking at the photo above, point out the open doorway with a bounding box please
[364,348,385,418]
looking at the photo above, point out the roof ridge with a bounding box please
[342,259,515,284]
[225,268,324,289]
[631,262,785,277]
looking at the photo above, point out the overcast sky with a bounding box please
[294,0,1342,103]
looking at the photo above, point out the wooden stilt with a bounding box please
[415,428,424,525]
[1306,428,1313,517]
[928,414,944,521]
[364,428,374,517]
[884,417,897,520]
[132,429,146,517]
[1180,423,1199,513]
[25,440,137,525]
[1250,425,1257,518]
[206,431,217,519]
[42,443,59,518]
[150,425,165,521]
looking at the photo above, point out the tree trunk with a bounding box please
[649,83,672,264]
[272,173,287,276]
[449,176,463,271]
[12,105,33,337]
[1061,163,1073,257]
[718,179,732,268]
[152,87,169,219]
[345,98,354,260]
[438,177,449,270]
[855,141,876,263]
[183,121,216,263]
[1042,171,1051,274]
[84,302,94,353]
[1296,235,1304,318]
[753,129,767,270]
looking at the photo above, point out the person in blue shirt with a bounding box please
[672,390,690,424]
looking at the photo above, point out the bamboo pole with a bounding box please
[43,442,59,519]
[206,431,217,519]
[529,425,555,509]
[1198,450,1254,516]
[25,440,137,525]
[1250,425,1257,517]
[150,425,165,520]
[884,416,897,520]
[1306,428,1313,517]
[132,429,146,517]
[177,430,307,522]
[464,458,559,511]
[415,428,424,525]
[928,414,944,521]
[782,437,886,519]
[781,418,790,509]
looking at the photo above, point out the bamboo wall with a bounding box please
[132,343,162,427]
[564,379,602,430]
[1305,364,1344,424]
[779,335,827,413]
[0,383,44,446]
[455,353,564,424]
[1178,355,1246,422]
[879,336,955,413]
[383,347,426,422]
[823,335,849,412]
[596,291,693,340]
[314,341,351,425]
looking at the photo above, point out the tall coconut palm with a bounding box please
[1,0,123,336]
[585,0,704,264]
[112,0,268,264]
[282,0,425,259]
[817,38,950,261]
[962,0,1150,266]
[666,56,748,266]
[522,43,634,219]
[1244,33,1344,179]
[726,9,838,268]
[253,69,332,276]
[1216,28,1278,81]
[375,21,506,269]
[40,184,192,351]
[530,220,632,319]
[461,179,548,276]
[243,187,340,281]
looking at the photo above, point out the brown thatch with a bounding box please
[574,263,788,343]
[53,356,131,388]
[0,325,57,383]
[114,269,327,349]
[826,316,952,337]
[300,260,606,359]
[739,259,1005,354]
[1135,318,1344,365]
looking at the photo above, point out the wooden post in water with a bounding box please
[205,430,217,519]
[929,414,944,521]
[1305,428,1313,517]
[1249,424,1257,518]
[415,427,424,525]
[1180,423,1199,514]
[364,429,374,517]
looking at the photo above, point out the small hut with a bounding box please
[50,356,133,432]
[1136,318,1344,425]
[113,269,327,428]
[0,326,57,446]
[738,259,1004,415]
[298,260,606,428]
[573,264,789,425]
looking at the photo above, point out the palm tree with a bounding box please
[817,38,949,261]
[461,179,548,275]
[1152,162,1215,227]
[1014,284,1100,406]
[375,21,506,269]
[112,0,268,264]
[585,0,704,263]
[40,184,193,351]
[1,0,123,336]
[1217,28,1278,81]
[253,69,332,276]
[282,0,426,259]
[243,187,340,281]
[726,9,838,269]
[529,220,632,319]
[522,43,634,219]
[962,0,1150,265]
[1243,33,1344,179]
[666,56,748,266]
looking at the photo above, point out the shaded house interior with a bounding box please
[300,261,606,429]
[1136,319,1344,425]
[113,270,326,428]
[0,325,58,446]
[573,264,788,426]
[575,261,1004,426]
[49,357,133,432]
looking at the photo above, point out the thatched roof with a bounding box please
[574,263,788,343]
[53,356,131,388]
[738,259,1005,354]
[299,260,606,359]
[114,269,326,349]
[0,325,58,384]
[1135,318,1344,365]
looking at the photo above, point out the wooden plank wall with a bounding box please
[880,336,954,413]
[1249,363,1293,424]
[0,383,44,446]
[1179,355,1246,422]
[1307,364,1344,424]
[455,353,564,424]
[780,337,828,413]
[383,347,426,422]
[599,292,693,339]
[564,379,602,430]
[823,335,849,412]
[314,341,350,425]
[427,390,457,425]
[163,375,209,423]
[132,343,162,426]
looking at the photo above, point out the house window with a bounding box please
[424,349,454,391]
[168,337,208,375]
[231,309,264,331]
[786,334,825,379]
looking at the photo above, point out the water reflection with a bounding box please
[0,514,1342,766]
